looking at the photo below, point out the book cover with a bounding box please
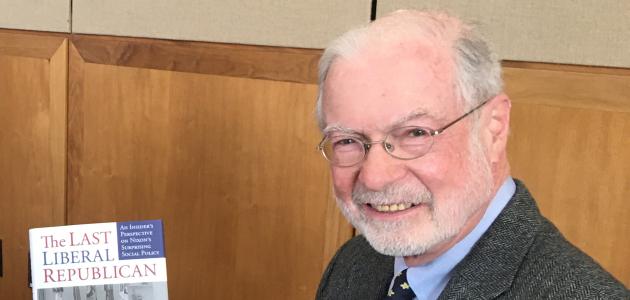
[29,220,168,300]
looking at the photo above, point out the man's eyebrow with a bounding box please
[322,108,431,135]
[322,124,361,135]
[388,109,429,129]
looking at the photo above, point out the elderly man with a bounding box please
[315,10,628,300]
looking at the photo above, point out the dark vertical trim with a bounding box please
[65,39,70,227]
[28,252,32,287]
[370,0,377,21]
[0,239,3,277]
[69,0,73,32]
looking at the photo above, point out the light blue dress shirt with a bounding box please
[392,177,516,300]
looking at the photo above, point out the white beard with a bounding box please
[336,135,493,257]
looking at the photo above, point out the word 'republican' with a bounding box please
[44,263,157,283]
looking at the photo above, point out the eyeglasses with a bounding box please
[317,100,489,167]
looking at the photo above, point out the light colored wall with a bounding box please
[378,1,630,68]
[1,1,629,67]
[71,0,371,49]
[0,0,70,32]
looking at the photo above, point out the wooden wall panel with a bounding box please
[0,31,67,299]
[68,36,351,299]
[504,63,630,286]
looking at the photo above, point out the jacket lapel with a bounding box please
[347,240,394,300]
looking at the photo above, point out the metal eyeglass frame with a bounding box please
[317,99,490,167]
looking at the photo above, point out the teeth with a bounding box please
[374,203,413,212]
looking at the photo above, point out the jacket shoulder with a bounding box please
[443,180,629,299]
[507,218,630,298]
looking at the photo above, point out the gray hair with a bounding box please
[316,10,502,130]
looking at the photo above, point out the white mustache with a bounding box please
[352,183,434,206]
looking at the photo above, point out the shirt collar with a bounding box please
[393,177,516,300]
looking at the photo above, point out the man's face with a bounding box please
[321,45,494,257]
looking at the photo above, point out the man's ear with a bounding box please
[483,93,511,164]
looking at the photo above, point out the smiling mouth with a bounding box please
[368,203,418,212]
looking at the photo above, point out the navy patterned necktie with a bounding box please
[385,268,416,299]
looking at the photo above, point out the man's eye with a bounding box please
[408,128,428,137]
[334,138,357,146]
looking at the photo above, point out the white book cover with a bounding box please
[29,220,168,300]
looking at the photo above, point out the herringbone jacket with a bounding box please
[317,180,629,299]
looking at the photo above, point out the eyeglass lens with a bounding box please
[320,126,434,166]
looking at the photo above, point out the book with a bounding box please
[29,220,168,300]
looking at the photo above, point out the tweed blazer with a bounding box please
[316,180,629,299]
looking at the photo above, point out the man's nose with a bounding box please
[357,144,406,191]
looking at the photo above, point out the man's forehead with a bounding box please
[334,38,452,72]
[323,37,457,97]
[321,50,458,132]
